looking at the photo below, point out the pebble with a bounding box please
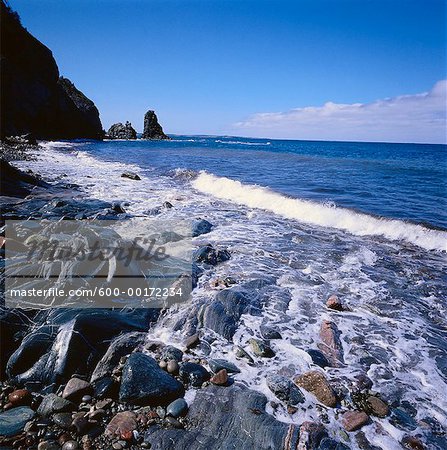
[159,360,167,370]
[81,395,92,403]
[342,411,370,432]
[8,388,32,406]
[210,369,228,386]
[53,412,73,429]
[208,359,241,374]
[164,416,184,429]
[156,406,166,419]
[366,396,389,417]
[37,441,60,450]
[248,338,275,358]
[184,333,200,349]
[71,416,89,435]
[62,441,79,450]
[167,359,179,375]
[326,295,344,311]
[166,398,188,418]
[62,378,92,402]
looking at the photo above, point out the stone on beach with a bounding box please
[121,171,141,180]
[341,410,370,432]
[62,377,92,402]
[166,398,189,418]
[179,362,210,387]
[297,421,327,449]
[326,294,345,311]
[210,369,229,386]
[8,388,32,406]
[266,374,305,405]
[248,338,275,358]
[119,353,185,406]
[208,358,241,374]
[260,324,283,340]
[192,219,213,237]
[37,394,76,417]
[105,411,137,439]
[318,320,344,367]
[107,121,137,139]
[294,371,337,407]
[0,406,35,437]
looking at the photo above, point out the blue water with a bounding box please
[81,136,447,230]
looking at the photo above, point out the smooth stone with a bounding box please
[210,369,228,386]
[38,441,60,450]
[208,359,240,374]
[164,416,184,429]
[121,172,141,181]
[62,378,92,402]
[248,338,275,358]
[294,371,337,407]
[267,375,305,405]
[53,412,73,430]
[191,219,213,237]
[184,333,200,349]
[8,388,32,406]
[81,395,92,403]
[307,349,330,368]
[166,398,188,418]
[166,360,179,375]
[179,362,210,387]
[62,441,79,450]
[161,346,183,362]
[37,394,76,417]
[112,443,123,450]
[260,325,283,340]
[119,353,185,406]
[366,396,389,417]
[92,377,117,399]
[159,360,167,370]
[105,411,137,439]
[342,411,369,432]
[71,415,89,435]
[0,406,35,437]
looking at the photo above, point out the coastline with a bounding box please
[1,141,446,449]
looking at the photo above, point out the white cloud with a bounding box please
[234,80,447,144]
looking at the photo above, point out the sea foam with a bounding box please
[192,171,447,252]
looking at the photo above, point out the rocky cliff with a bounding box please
[0,1,103,140]
[107,121,137,139]
[142,110,170,140]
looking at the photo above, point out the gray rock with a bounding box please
[260,324,282,340]
[179,362,210,387]
[107,121,137,139]
[266,375,305,405]
[144,384,300,449]
[91,331,147,382]
[166,398,188,418]
[62,441,79,450]
[142,110,170,140]
[161,346,184,362]
[318,437,350,449]
[37,394,75,417]
[193,244,230,266]
[62,377,92,402]
[121,172,141,180]
[38,441,60,450]
[248,338,275,358]
[119,353,185,406]
[208,359,241,374]
[53,412,73,429]
[0,406,35,437]
[307,349,330,368]
[192,219,213,237]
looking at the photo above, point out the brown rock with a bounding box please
[210,369,228,386]
[366,396,389,417]
[342,411,369,432]
[63,378,92,402]
[317,320,344,367]
[8,389,32,406]
[159,360,167,370]
[167,360,179,375]
[294,371,337,407]
[185,334,200,349]
[401,435,425,450]
[95,398,113,409]
[71,415,89,435]
[326,295,344,311]
[105,411,137,439]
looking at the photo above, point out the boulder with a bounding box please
[248,338,275,358]
[193,244,231,266]
[37,394,75,417]
[62,377,92,402]
[0,406,35,437]
[107,121,137,140]
[266,375,305,405]
[179,362,210,387]
[142,110,170,140]
[208,359,240,374]
[191,219,213,237]
[318,320,344,367]
[119,353,185,406]
[341,411,369,432]
[294,371,337,407]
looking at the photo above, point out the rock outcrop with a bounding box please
[142,110,170,140]
[0,1,103,140]
[107,121,137,139]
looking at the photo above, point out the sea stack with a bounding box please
[107,121,137,139]
[142,110,170,140]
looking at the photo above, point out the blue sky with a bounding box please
[11,0,446,142]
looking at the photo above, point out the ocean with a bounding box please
[15,136,447,448]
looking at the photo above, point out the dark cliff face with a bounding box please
[107,121,137,139]
[0,1,103,140]
[142,110,170,140]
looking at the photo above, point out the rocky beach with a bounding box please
[1,1,447,450]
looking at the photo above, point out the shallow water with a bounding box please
[15,138,447,449]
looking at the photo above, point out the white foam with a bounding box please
[215,139,271,146]
[192,172,447,252]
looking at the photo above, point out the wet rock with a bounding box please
[210,369,228,386]
[179,362,210,387]
[92,377,118,399]
[144,383,300,449]
[326,295,344,311]
[184,333,200,350]
[91,331,147,382]
[107,121,137,140]
[364,396,389,417]
[352,373,373,392]
[318,320,344,367]
[105,411,137,439]
[193,244,231,266]
[266,375,305,405]
[121,172,141,181]
[166,398,188,418]
[165,416,184,428]
[389,407,419,431]
[191,219,213,237]
[248,338,275,358]
[318,437,350,449]
[294,371,337,407]
[355,431,382,450]
[38,441,60,450]
[159,360,168,370]
[38,394,76,417]
[0,406,35,437]
[401,435,425,449]
[341,411,369,432]
[8,388,32,406]
[62,378,92,402]
[161,346,184,363]
[167,360,179,375]
[142,110,170,140]
[71,415,89,435]
[119,353,185,406]
[53,412,73,429]
[307,349,330,368]
[62,441,79,450]
[297,421,326,449]
[208,359,240,374]
[235,346,255,365]
[259,325,282,340]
